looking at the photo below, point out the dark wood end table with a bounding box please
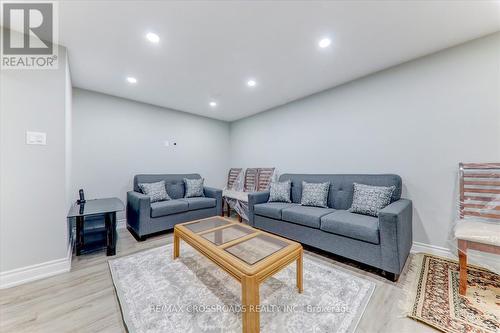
[67,197,124,256]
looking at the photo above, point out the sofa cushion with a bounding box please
[184,178,205,198]
[150,200,189,217]
[300,181,330,208]
[254,202,299,220]
[166,181,185,199]
[320,210,380,244]
[138,180,170,203]
[349,183,396,217]
[182,197,216,211]
[281,206,334,229]
[268,181,292,203]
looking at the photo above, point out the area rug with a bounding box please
[406,253,499,333]
[108,244,375,333]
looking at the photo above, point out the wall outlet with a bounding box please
[164,140,177,147]
[26,131,46,145]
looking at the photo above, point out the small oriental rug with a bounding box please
[407,253,499,333]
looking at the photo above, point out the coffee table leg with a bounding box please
[242,275,260,333]
[173,231,180,259]
[297,249,303,293]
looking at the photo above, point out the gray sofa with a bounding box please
[127,174,222,240]
[248,174,412,280]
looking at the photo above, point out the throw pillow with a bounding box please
[268,181,292,203]
[300,181,330,208]
[184,178,204,198]
[138,180,170,202]
[349,183,396,217]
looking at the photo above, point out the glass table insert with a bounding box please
[224,233,289,265]
[201,224,256,245]
[180,217,294,266]
[184,217,231,233]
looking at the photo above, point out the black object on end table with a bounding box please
[67,197,124,256]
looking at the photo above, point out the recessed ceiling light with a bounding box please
[209,101,217,107]
[318,38,331,48]
[146,32,160,43]
[126,76,137,84]
[247,79,257,87]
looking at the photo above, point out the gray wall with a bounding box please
[229,33,500,249]
[71,89,230,220]
[0,47,72,272]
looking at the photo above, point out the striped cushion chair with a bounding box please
[455,162,500,295]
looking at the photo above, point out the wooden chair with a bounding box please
[224,168,258,221]
[256,168,275,191]
[224,168,276,222]
[223,168,242,217]
[455,162,500,295]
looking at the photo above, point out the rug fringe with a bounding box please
[398,253,425,319]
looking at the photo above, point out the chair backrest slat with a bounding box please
[256,168,275,191]
[244,168,259,192]
[227,168,242,189]
[459,162,500,221]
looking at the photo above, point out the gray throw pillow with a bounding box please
[268,181,292,203]
[349,183,396,217]
[184,178,204,198]
[301,181,330,208]
[138,180,170,202]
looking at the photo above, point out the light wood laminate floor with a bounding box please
[0,219,435,333]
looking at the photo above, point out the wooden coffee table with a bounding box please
[174,216,303,333]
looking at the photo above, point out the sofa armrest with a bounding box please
[204,186,223,216]
[247,191,270,226]
[378,199,413,274]
[127,191,151,235]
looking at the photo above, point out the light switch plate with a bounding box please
[26,131,47,145]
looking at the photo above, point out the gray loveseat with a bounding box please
[248,174,412,280]
[127,174,222,240]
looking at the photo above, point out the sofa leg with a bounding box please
[127,226,147,242]
[384,272,399,282]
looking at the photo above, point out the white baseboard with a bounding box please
[117,218,126,229]
[412,241,499,272]
[0,220,128,290]
[411,241,454,258]
[0,240,73,289]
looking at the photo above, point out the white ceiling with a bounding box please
[59,1,500,122]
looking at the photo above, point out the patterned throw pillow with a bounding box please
[349,183,396,217]
[138,180,170,203]
[184,178,205,198]
[268,181,292,203]
[301,181,330,208]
